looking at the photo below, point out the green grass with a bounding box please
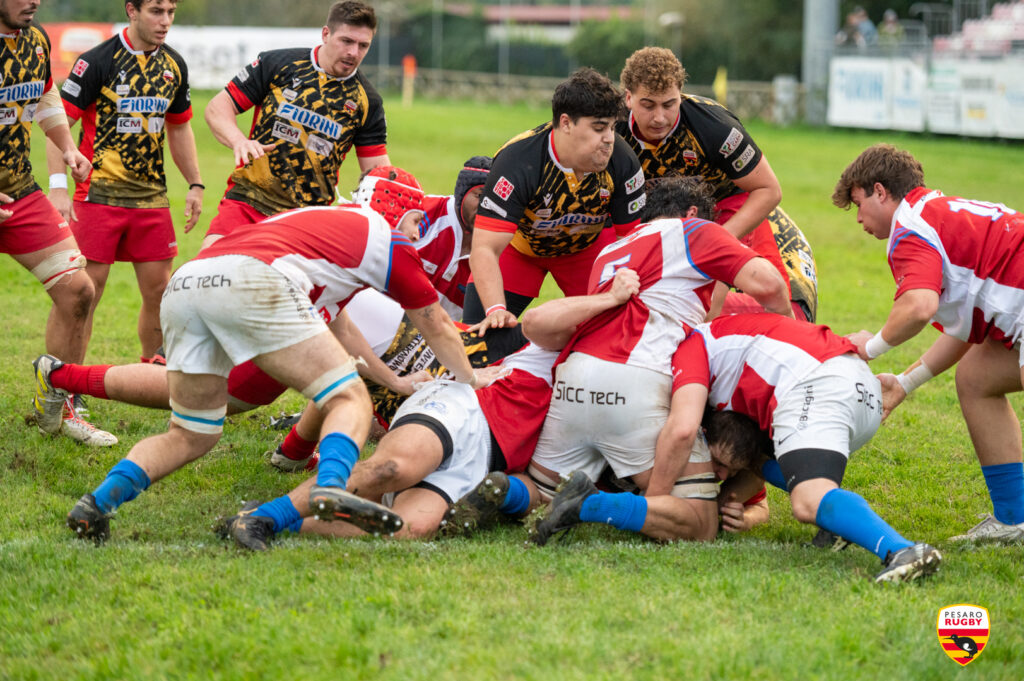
[1,91,1023,680]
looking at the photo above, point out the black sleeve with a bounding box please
[167,47,192,116]
[225,49,282,112]
[683,97,763,181]
[608,134,646,228]
[353,75,387,149]
[59,41,108,113]
[475,134,537,229]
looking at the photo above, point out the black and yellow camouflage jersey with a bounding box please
[0,23,52,200]
[366,317,526,427]
[767,206,818,321]
[616,94,761,203]
[59,29,192,209]
[475,122,645,258]
[223,46,387,216]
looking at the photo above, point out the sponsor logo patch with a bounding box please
[72,59,89,77]
[20,103,37,122]
[937,604,989,666]
[599,188,610,201]
[0,107,17,126]
[628,194,646,214]
[480,196,507,218]
[61,80,82,97]
[116,84,130,97]
[147,117,165,133]
[0,80,44,103]
[683,149,698,164]
[276,103,340,139]
[118,97,170,114]
[35,45,44,58]
[271,120,301,145]
[624,168,644,193]
[493,176,515,201]
[162,69,174,82]
[307,134,333,157]
[732,144,756,172]
[117,117,143,133]
[282,88,297,101]
[535,209,552,219]
[236,66,249,82]
[719,127,743,156]
[344,99,357,112]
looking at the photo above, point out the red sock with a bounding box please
[280,426,317,460]
[50,364,112,399]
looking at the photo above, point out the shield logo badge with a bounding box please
[937,604,989,666]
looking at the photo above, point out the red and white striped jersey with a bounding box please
[672,314,856,432]
[195,205,438,323]
[889,187,1024,347]
[567,216,756,375]
[477,343,558,473]
[418,194,470,318]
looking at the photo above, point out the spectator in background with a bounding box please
[853,6,879,46]
[879,9,906,47]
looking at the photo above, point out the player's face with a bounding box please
[625,85,681,142]
[0,0,40,32]
[397,210,425,241]
[460,186,484,230]
[710,443,745,482]
[561,115,616,174]
[320,23,374,78]
[127,0,176,51]
[850,184,894,240]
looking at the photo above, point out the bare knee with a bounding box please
[398,518,439,539]
[50,273,94,319]
[348,458,402,497]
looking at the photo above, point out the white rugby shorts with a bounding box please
[531,352,672,481]
[161,254,327,377]
[771,353,882,460]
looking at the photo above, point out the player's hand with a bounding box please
[48,188,75,223]
[0,192,12,222]
[609,267,640,304]
[876,372,907,421]
[469,309,518,337]
[62,148,92,184]
[394,370,434,395]
[846,330,874,360]
[469,365,512,389]
[233,139,278,167]
[183,185,203,233]
[719,497,749,533]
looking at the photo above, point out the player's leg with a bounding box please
[133,259,174,358]
[951,337,1024,540]
[79,260,111,349]
[268,400,322,472]
[38,358,171,409]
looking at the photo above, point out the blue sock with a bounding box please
[499,476,530,515]
[252,495,302,534]
[982,462,1024,525]
[283,517,304,534]
[316,432,359,488]
[92,459,151,514]
[761,459,787,490]
[815,488,913,560]
[579,492,648,532]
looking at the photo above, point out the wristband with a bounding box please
[49,173,68,190]
[895,361,934,395]
[189,183,205,190]
[864,331,894,359]
[485,303,507,317]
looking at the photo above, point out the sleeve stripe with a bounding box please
[165,108,193,125]
[355,144,387,158]
[226,82,253,112]
[475,215,518,234]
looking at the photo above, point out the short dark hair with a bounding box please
[327,1,377,32]
[551,67,625,126]
[832,143,924,209]
[640,175,717,222]
[704,410,772,473]
[126,0,176,13]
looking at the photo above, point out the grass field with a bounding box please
[1,90,1023,680]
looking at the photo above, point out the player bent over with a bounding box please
[216,271,640,549]
[66,170,487,542]
[672,314,941,583]
[835,143,1024,544]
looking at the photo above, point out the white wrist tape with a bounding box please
[864,331,895,359]
[895,361,934,395]
[49,173,68,190]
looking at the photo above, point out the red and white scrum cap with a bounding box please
[353,166,425,229]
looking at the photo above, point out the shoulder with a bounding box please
[161,44,188,70]
[496,122,550,158]
[352,71,383,100]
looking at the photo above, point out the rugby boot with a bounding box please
[66,494,111,544]
[439,471,511,538]
[949,513,1024,543]
[32,354,67,434]
[526,470,598,547]
[308,485,403,535]
[60,397,118,447]
[268,444,319,473]
[874,543,942,583]
[215,501,275,552]
[810,527,850,551]
[72,394,90,419]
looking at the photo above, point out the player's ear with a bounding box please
[686,206,698,218]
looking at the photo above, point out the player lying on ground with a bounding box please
[216,269,641,549]
[834,143,1024,544]
[63,169,492,543]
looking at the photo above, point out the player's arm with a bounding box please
[731,256,793,318]
[166,121,204,233]
[847,287,939,361]
[467,228,517,334]
[720,157,782,239]
[520,268,640,350]
[328,311,427,396]
[357,154,390,174]
[876,332,971,420]
[204,90,276,166]
[647,383,709,497]
[40,90,90,187]
[405,302,492,389]
[641,482,718,542]
[720,485,769,533]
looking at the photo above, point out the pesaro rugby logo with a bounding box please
[937,604,989,666]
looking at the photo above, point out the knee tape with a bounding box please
[527,463,562,502]
[302,357,363,410]
[670,472,719,500]
[31,249,85,290]
[169,399,226,435]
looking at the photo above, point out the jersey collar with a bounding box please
[0,28,22,38]
[120,28,161,56]
[627,110,680,150]
[311,46,358,82]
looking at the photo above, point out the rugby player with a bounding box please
[202,1,387,246]
[835,143,1024,543]
[47,0,202,368]
[465,67,646,333]
[64,168,492,543]
[2,0,103,443]
[618,47,817,322]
